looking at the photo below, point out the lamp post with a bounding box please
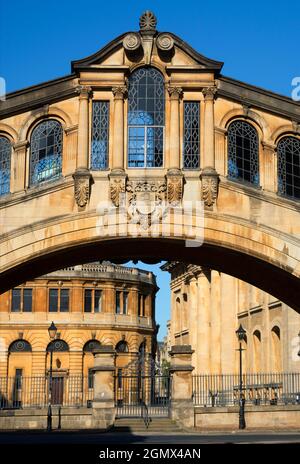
[236,324,246,430]
[47,321,57,432]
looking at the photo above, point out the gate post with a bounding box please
[92,346,116,430]
[169,345,195,428]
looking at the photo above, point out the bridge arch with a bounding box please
[0,211,299,313]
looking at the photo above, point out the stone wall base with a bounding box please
[195,405,300,430]
[0,407,95,431]
[170,400,195,429]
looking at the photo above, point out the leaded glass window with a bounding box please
[47,340,69,352]
[277,136,300,200]
[128,67,164,168]
[49,289,58,312]
[9,340,32,352]
[0,136,11,195]
[91,101,109,170]
[227,120,259,186]
[30,120,62,185]
[183,102,200,169]
[116,341,129,353]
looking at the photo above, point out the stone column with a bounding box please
[188,276,199,371]
[197,269,211,373]
[210,270,221,374]
[166,86,184,206]
[169,345,195,428]
[77,85,92,169]
[262,142,276,192]
[12,141,28,192]
[92,346,116,429]
[109,86,127,207]
[73,86,93,209]
[200,86,219,209]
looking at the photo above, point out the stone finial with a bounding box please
[139,10,157,32]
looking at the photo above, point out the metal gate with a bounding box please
[114,353,171,418]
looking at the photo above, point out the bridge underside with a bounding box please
[1,237,300,313]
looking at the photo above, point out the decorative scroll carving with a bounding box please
[200,167,219,208]
[72,168,93,208]
[109,169,127,207]
[126,179,167,230]
[166,168,184,206]
[156,33,174,51]
[139,10,157,32]
[123,33,142,52]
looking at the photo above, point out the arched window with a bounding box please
[0,136,11,196]
[271,326,282,372]
[30,119,63,185]
[227,120,259,186]
[116,340,129,353]
[277,136,300,199]
[83,340,101,352]
[253,330,262,372]
[9,340,32,352]
[128,67,164,168]
[46,339,69,352]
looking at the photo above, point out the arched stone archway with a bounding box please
[0,212,300,312]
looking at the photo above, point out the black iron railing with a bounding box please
[0,375,93,409]
[192,372,300,407]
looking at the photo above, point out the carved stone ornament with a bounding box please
[139,10,157,32]
[72,168,93,208]
[200,167,219,208]
[109,169,127,207]
[168,86,183,100]
[123,33,142,52]
[166,168,184,206]
[202,86,217,101]
[112,86,127,100]
[126,179,167,230]
[156,33,174,52]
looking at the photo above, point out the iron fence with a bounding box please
[115,375,171,417]
[192,373,300,407]
[0,375,93,409]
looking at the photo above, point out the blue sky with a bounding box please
[0,0,298,337]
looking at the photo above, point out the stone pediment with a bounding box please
[71,11,223,73]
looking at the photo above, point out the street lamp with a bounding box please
[235,324,246,430]
[47,321,57,432]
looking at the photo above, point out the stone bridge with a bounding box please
[0,11,300,311]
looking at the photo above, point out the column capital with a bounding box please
[202,86,217,101]
[112,86,128,100]
[76,85,92,99]
[262,141,276,152]
[167,86,183,100]
[13,140,29,151]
